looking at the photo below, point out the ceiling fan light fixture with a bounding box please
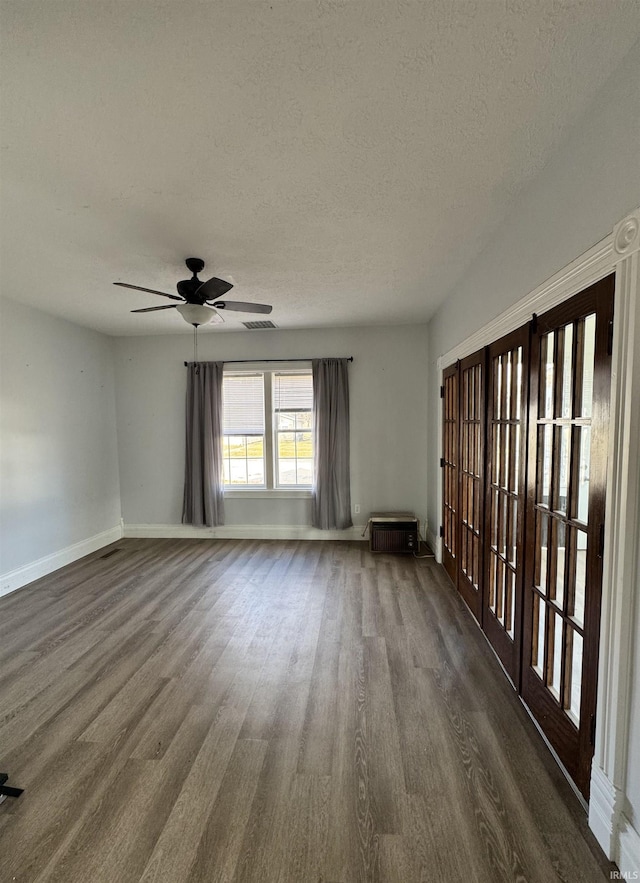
[176,303,215,326]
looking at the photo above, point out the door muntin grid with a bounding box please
[529,315,596,727]
[487,345,524,639]
[460,363,482,592]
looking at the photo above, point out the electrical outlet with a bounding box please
[354,504,361,514]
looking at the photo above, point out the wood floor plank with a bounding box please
[0,538,614,882]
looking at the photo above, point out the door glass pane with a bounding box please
[579,314,596,418]
[551,519,566,610]
[491,488,499,549]
[508,498,518,566]
[505,569,515,638]
[515,346,523,418]
[540,424,553,505]
[504,351,512,420]
[557,425,571,515]
[573,531,587,628]
[513,424,521,494]
[567,629,583,726]
[535,512,549,594]
[489,553,496,612]
[541,331,555,419]
[575,426,591,524]
[548,612,563,700]
[500,493,508,557]
[532,594,546,677]
[560,323,574,418]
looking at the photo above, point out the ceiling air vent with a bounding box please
[242,320,277,330]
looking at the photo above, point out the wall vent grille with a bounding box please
[242,320,277,330]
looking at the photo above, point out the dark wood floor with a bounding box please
[0,538,612,882]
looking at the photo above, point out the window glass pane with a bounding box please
[296,431,312,458]
[296,459,313,485]
[247,459,265,485]
[229,459,248,484]
[277,412,295,430]
[246,437,264,458]
[278,431,296,459]
[228,436,247,457]
[296,412,313,430]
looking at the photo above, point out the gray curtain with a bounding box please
[182,362,225,527]
[311,358,353,530]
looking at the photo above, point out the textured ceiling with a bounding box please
[1,1,639,336]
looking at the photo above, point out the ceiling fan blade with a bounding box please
[114,282,183,302]
[131,304,179,313]
[211,300,273,314]
[195,276,234,301]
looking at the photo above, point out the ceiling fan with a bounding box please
[114,257,272,326]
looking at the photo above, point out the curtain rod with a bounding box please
[183,357,353,366]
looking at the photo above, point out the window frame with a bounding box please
[222,365,314,496]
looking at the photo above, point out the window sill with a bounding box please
[224,489,313,500]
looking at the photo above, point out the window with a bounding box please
[222,369,314,489]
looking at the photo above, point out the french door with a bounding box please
[440,353,485,622]
[521,276,614,797]
[441,274,614,799]
[483,327,529,685]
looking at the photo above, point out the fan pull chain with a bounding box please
[193,324,198,362]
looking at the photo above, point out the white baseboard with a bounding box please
[588,761,640,875]
[425,526,439,557]
[589,763,620,858]
[0,525,123,598]
[124,522,368,542]
[619,814,640,878]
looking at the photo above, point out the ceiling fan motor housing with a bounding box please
[185,257,205,275]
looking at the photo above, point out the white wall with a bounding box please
[426,41,640,534]
[113,324,429,535]
[0,298,121,590]
[425,42,640,866]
